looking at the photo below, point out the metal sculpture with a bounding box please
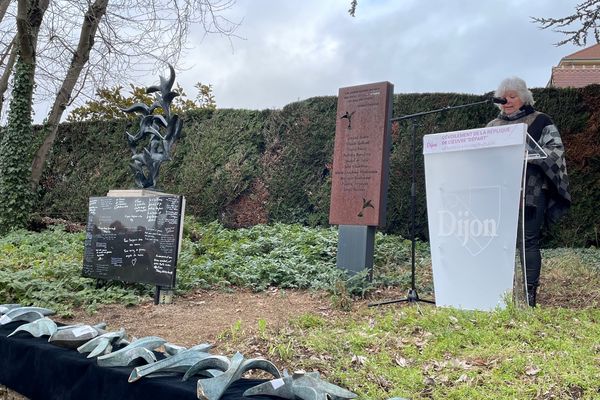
[181,354,235,382]
[164,342,213,356]
[190,352,281,400]
[96,336,167,367]
[48,323,106,349]
[102,346,157,367]
[163,342,187,356]
[7,317,58,338]
[0,306,54,325]
[128,346,223,382]
[77,328,129,358]
[122,64,183,189]
[0,304,22,314]
[243,370,357,400]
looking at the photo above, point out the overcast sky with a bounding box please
[167,0,584,111]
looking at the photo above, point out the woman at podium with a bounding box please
[486,76,571,307]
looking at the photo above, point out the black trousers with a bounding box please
[523,189,547,288]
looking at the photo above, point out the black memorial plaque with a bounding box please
[82,196,183,287]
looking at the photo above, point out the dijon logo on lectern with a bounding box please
[438,187,501,256]
[439,210,498,245]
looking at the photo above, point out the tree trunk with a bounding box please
[16,0,48,63]
[0,0,48,233]
[0,0,11,24]
[30,0,109,189]
[0,37,16,116]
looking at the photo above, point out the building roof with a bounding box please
[560,43,600,63]
[548,43,600,88]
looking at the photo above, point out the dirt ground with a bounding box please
[53,278,592,352]
[55,288,356,349]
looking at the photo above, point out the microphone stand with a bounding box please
[369,98,493,307]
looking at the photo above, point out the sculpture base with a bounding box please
[336,225,375,276]
[106,189,168,197]
[156,287,174,305]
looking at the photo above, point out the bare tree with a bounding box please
[32,0,240,104]
[532,0,600,46]
[9,0,240,189]
[30,0,108,188]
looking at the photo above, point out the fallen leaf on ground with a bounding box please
[351,354,367,365]
[525,366,541,376]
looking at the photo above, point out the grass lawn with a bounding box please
[1,221,599,399]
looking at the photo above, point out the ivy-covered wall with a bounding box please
[35,86,600,247]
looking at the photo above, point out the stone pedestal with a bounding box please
[336,225,375,276]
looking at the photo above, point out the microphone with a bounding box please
[492,97,507,105]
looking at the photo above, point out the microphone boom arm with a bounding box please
[391,98,492,122]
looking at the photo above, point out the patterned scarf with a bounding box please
[497,104,535,121]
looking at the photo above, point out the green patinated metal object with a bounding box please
[128,346,222,382]
[7,317,57,338]
[181,354,232,382]
[96,336,167,367]
[99,346,157,367]
[0,304,22,314]
[192,352,281,400]
[77,328,129,358]
[0,306,54,325]
[184,354,237,381]
[163,342,187,355]
[243,370,357,400]
[163,342,213,356]
[48,323,106,349]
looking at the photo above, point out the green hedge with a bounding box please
[34,86,600,247]
[264,96,337,226]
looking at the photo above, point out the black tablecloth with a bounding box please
[0,321,275,400]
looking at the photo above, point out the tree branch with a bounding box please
[531,0,600,46]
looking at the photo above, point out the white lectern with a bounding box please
[423,123,527,311]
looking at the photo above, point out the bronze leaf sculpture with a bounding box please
[122,65,183,189]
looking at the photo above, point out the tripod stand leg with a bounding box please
[368,288,435,307]
[407,288,418,302]
[368,118,435,308]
